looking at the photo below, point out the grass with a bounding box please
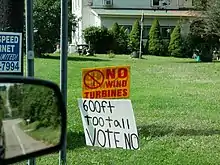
[15,54,220,164]
[19,121,60,146]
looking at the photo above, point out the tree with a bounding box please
[168,23,183,57]
[110,22,129,54]
[148,19,164,56]
[6,0,24,32]
[189,18,218,62]
[191,0,220,61]
[8,84,61,128]
[128,20,141,52]
[0,0,9,31]
[33,0,76,57]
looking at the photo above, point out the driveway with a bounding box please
[2,119,48,159]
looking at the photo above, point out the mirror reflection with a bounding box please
[0,83,61,159]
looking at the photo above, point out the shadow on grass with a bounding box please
[67,131,86,150]
[38,55,111,62]
[138,124,220,138]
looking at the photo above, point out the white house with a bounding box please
[69,0,199,53]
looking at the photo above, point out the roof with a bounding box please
[91,9,202,18]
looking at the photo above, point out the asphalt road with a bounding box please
[2,119,48,159]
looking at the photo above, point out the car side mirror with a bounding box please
[0,76,66,165]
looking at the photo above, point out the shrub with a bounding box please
[162,39,170,56]
[168,23,183,57]
[148,19,164,56]
[199,43,213,62]
[189,19,215,62]
[110,22,129,54]
[143,40,149,55]
[128,20,141,52]
[182,35,194,58]
[83,26,113,54]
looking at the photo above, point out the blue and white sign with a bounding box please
[0,32,22,73]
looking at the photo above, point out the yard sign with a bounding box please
[82,65,130,99]
[78,98,139,150]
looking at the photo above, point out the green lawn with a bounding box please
[16,55,220,164]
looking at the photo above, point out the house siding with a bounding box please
[92,0,193,9]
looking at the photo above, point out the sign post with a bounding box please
[26,0,35,163]
[0,32,23,75]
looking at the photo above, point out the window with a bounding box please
[103,0,113,6]
[153,0,159,6]
[143,26,151,39]
[161,26,175,39]
[192,0,195,6]
[120,25,132,34]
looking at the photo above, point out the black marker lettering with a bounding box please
[114,131,122,148]
[121,118,125,129]
[124,133,132,149]
[114,120,122,128]
[106,116,113,128]
[95,101,101,113]
[101,101,108,113]
[92,116,99,126]
[86,128,96,146]
[97,129,106,147]
[107,101,115,113]
[99,117,104,127]
[105,129,113,148]
[126,119,130,129]
[131,133,139,150]
[84,115,92,125]
[88,100,95,112]
[83,100,88,111]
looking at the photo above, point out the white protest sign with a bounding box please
[78,98,139,150]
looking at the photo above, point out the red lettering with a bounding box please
[84,88,128,99]
[118,68,128,78]
[96,91,101,98]
[122,80,127,87]
[116,80,121,87]
[84,92,89,98]
[107,90,111,97]
[123,89,128,96]
[117,89,123,97]
[105,80,127,88]
[90,91,95,99]
[102,90,107,97]
[105,81,114,88]
[111,89,117,97]
[106,69,116,79]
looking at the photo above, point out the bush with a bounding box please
[128,20,141,52]
[110,22,129,54]
[148,19,164,56]
[182,35,194,58]
[189,19,215,62]
[168,23,183,57]
[162,39,170,56]
[199,43,213,62]
[83,26,113,54]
